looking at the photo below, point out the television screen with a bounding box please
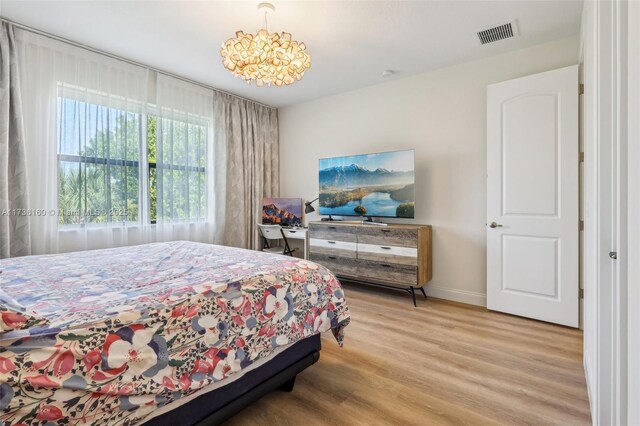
[318,149,415,218]
[262,198,303,226]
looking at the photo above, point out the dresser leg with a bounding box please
[419,286,427,300]
[408,287,417,307]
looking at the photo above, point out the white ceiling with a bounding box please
[0,0,583,108]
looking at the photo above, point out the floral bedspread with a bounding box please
[0,241,350,425]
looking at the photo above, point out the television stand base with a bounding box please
[320,215,342,221]
[308,222,433,307]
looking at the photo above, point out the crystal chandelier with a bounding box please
[220,3,311,87]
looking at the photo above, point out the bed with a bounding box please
[0,241,351,425]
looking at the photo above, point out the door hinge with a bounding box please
[579,288,584,299]
[579,83,584,95]
[579,152,584,162]
[579,220,584,231]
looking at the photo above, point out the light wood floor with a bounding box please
[226,283,591,425]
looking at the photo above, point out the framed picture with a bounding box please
[262,198,303,227]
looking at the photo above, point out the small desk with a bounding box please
[282,227,309,259]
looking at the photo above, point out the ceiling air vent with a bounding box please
[477,21,518,45]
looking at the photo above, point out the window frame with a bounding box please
[56,87,144,226]
[147,108,209,225]
[56,90,210,227]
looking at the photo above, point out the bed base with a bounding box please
[195,350,320,425]
[146,334,322,426]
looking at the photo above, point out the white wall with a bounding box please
[279,36,579,306]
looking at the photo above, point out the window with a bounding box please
[57,96,141,225]
[57,95,208,226]
[149,113,207,223]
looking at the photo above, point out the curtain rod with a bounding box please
[0,16,275,109]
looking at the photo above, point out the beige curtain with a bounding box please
[0,23,30,258]
[214,93,279,250]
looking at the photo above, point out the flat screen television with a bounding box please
[262,198,303,227]
[318,149,415,219]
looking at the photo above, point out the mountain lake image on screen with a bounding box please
[318,149,415,218]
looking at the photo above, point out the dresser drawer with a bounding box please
[357,227,418,248]
[309,253,358,277]
[357,259,418,286]
[282,228,306,240]
[309,223,357,243]
[357,243,418,266]
[310,238,357,258]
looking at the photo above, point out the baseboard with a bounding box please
[425,285,486,307]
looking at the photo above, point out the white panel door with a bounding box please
[487,65,579,327]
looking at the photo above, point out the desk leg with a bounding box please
[304,237,308,260]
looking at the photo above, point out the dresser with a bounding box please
[309,222,432,306]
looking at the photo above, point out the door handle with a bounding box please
[489,222,503,228]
